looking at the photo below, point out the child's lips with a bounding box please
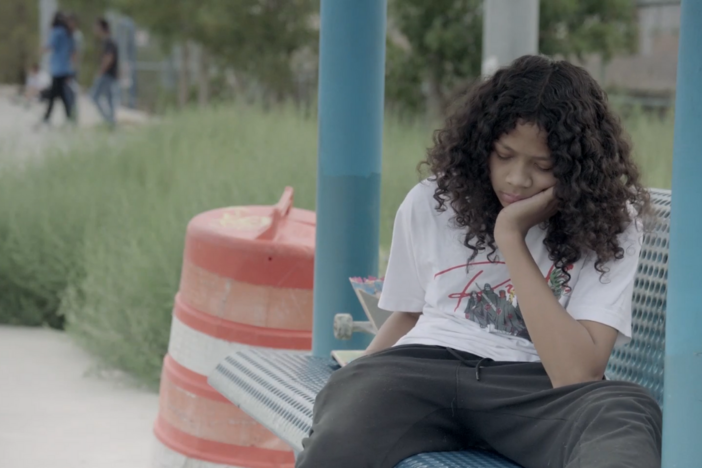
[501,192,527,204]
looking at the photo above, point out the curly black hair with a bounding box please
[421,55,650,278]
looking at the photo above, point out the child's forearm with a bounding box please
[365,311,421,355]
[498,233,615,387]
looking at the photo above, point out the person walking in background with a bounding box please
[24,63,50,105]
[39,12,75,128]
[66,13,84,121]
[91,18,119,128]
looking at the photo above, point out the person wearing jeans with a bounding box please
[90,74,116,125]
[66,13,84,122]
[91,17,119,127]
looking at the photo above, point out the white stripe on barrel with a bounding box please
[167,315,302,377]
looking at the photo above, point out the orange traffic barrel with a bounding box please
[153,187,315,468]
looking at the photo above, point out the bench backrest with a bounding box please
[606,189,671,405]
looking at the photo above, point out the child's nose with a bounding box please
[506,165,532,189]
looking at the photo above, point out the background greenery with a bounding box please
[4,0,639,114]
[0,102,673,387]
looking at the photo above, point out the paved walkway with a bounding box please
[0,326,160,468]
[0,89,158,467]
[0,85,149,165]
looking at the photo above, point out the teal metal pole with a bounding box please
[312,0,387,357]
[662,1,702,466]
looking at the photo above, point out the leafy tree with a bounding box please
[0,0,39,85]
[387,0,638,115]
[194,0,318,101]
[64,0,318,105]
[386,0,482,115]
[539,0,637,61]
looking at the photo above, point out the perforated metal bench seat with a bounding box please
[208,190,670,467]
[210,349,522,467]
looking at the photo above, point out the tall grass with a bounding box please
[626,109,675,189]
[64,104,320,386]
[0,102,673,387]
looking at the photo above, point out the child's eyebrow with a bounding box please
[497,142,551,160]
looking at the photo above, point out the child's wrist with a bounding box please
[494,221,526,245]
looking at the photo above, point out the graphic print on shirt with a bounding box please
[435,261,573,341]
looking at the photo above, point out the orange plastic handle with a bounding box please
[257,187,294,240]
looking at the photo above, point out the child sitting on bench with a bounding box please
[296,55,661,468]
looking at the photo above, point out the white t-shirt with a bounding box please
[378,180,642,362]
[26,71,50,91]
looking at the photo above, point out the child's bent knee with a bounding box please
[296,423,373,468]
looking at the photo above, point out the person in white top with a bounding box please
[24,64,50,103]
[296,56,662,468]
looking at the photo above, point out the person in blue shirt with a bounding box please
[41,12,75,126]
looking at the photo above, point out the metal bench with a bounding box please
[208,189,671,467]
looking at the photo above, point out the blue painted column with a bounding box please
[662,1,702,466]
[312,0,387,357]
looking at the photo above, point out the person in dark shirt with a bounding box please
[65,13,84,120]
[90,17,119,127]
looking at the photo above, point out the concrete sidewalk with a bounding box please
[0,85,150,166]
[0,326,159,468]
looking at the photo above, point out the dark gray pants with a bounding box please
[296,345,662,468]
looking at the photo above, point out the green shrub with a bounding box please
[0,141,110,327]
